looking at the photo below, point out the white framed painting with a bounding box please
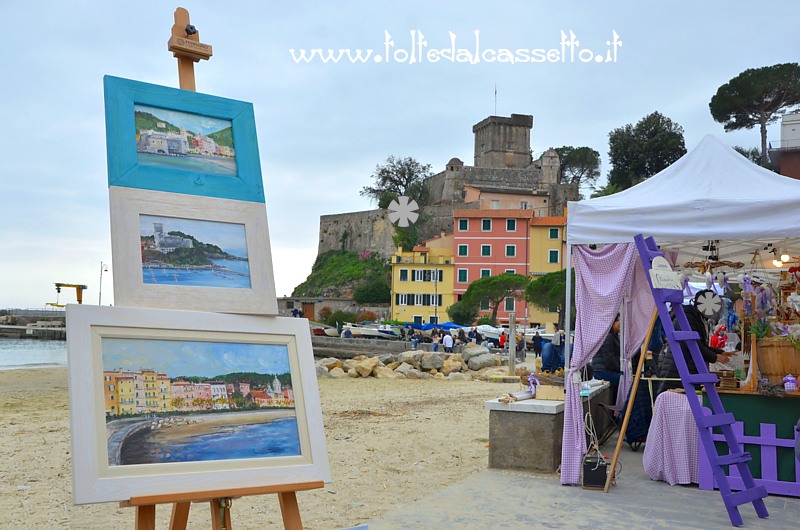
[109,186,278,314]
[67,304,330,504]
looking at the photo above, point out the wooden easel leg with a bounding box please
[169,501,191,530]
[135,505,156,530]
[278,491,303,530]
[210,499,233,530]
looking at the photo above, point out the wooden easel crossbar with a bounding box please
[121,480,324,530]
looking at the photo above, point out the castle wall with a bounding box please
[317,209,396,256]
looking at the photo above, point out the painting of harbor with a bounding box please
[134,104,237,177]
[139,215,251,288]
[102,337,300,466]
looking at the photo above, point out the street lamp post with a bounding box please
[99,261,109,305]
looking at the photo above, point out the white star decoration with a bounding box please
[387,196,419,227]
[696,291,722,318]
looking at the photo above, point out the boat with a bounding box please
[344,322,401,340]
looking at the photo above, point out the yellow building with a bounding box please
[117,376,136,415]
[156,373,173,413]
[391,233,455,324]
[527,216,567,332]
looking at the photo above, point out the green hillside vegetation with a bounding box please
[208,127,234,149]
[135,111,181,134]
[173,372,291,388]
[140,231,243,266]
[292,250,390,299]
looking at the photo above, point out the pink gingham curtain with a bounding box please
[560,243,655,485]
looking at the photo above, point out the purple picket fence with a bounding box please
[698,417,800,497]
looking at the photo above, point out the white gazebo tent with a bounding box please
[559,134,800,485]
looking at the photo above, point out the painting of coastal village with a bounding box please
[102,337,299,466]
[140,214,251,288]
[134,104,237,177]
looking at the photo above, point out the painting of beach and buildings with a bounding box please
[134,105,237,177]
[102,337,299,466]
[139,215,251,288]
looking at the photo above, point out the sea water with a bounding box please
[120,417,301,465]
[0,338,67,370]
[142,258,251,288]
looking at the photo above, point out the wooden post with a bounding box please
[168,8,212,92]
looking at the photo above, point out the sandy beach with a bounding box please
[0,367,523,529]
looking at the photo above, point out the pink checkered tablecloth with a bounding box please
[643,390,700,485]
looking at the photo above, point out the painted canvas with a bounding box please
[134,105,237,178]
[139,215,251,288]
[102,338,299,466]
[67,306,329,504]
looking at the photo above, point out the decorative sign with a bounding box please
[649,256,683,290]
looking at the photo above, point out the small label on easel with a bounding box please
[168,36,213,59]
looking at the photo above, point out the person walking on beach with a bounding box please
[532,331,543,358]
[442,332,454,353]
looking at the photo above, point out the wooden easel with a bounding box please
[119,10,324,529]
[121,481,324,530]
[167,7,212,91]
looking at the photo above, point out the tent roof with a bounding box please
[568,135,800,265]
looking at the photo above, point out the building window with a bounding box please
[480,298,490,311]
[422,294,431,306]
[436,269,443,282]
[520,201,529,209]
[395,293,408,305]
[414,294,424,306]
[457,269,468,283]
[481,269,491,278]
[413,315,423,325]
[506,142,513,149]
[548,249,560,263]
[505,269,516,274]
[399,269,408,282]
[505,245,516,257]
[549,227,560,239]
[504,297,515,311]
[458,244,468,257]
[286,301,294,309]
[458,218,468,231]
[482,219,492,231]
[429,315,439,324]
[506,219,516,231]
[481,244,491,257]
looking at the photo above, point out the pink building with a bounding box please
[171,380,197,411]
[453,208,533,326]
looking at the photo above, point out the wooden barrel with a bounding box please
[755,337,800,384]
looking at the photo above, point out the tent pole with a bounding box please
[563,238,573,377]
[603,307,658,492]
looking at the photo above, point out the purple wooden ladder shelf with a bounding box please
[634,234,769,527]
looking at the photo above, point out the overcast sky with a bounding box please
[1,1,797,309]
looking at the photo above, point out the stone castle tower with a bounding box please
[473,113,534,168]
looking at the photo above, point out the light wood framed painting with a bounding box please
[110,186,278,314]
[67,305,330,504]
[104,75,265,203]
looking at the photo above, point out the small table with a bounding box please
[643,391,699,485]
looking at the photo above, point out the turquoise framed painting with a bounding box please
[104,76,265,203]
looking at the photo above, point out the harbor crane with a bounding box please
[48,283,88,308]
